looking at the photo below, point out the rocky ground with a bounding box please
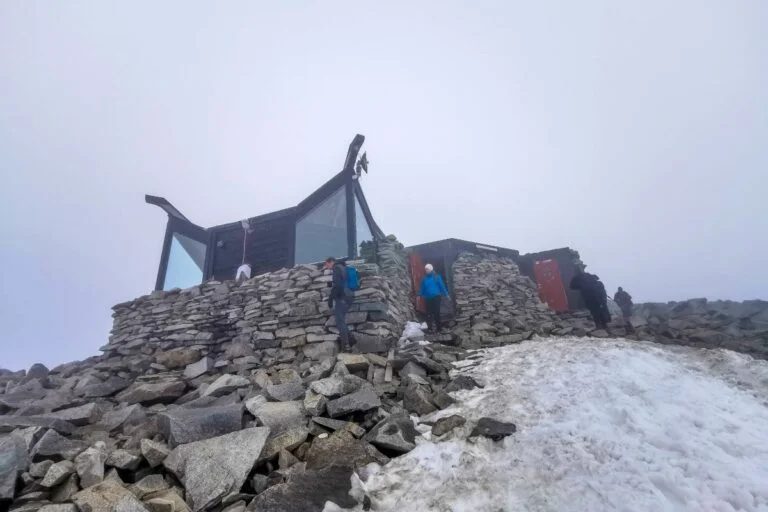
[0,325,498,512]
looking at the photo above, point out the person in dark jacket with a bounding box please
[419,264,450,333]
[570,267,611,329]
[614,287,634,331]
[325,257,352,351]
[614,287,633,318]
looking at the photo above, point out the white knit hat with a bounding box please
[425,264,434,273]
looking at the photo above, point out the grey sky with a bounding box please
[1,1,766,371]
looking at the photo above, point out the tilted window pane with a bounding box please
[355,194,375,261]
[295,187,347,264]
[163,232,206,290]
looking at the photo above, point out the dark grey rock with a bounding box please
[305,431,388,470]
[303,392,326,417]
[326,388,381,418]
[444,375,483,393]
[184,357,214,380]
[258,426,309,463]
[246,465,357,511]
[470,417,517,441]
[128,474,168,499]
[0,389,47,411]
[116,379,187,405]
[26,363,50,381]
[155,348,202,370]
[72,479,149,512]
[74,442,107,489]
[309,375,367,399]
[244,399,305,433]
[0,416,75,435]
[142,489,188,512]
[39,505,77,512]
[140,439,169,468]
[399,361,427,379]
[50,403,102,427]
[403,384,437,416]
[364,414,417,454]
[278,449,299,470]
[352,333,390,354]
[41,460,75,487]
[202,375,250,398]
[31,430,87,461]
[97,404,146,432]
[105,449,141,471]
[431,389,456,410]
[311,417,366,438]
[78,377,131,398]
[10,426,46,452]
[0,435,30,500]
[412,356,446,374]
[29,460,54,479]
[159,403,244,448]
[163,427,270,512]
[337,354,369,372]
[50,473,79,504]
[302,341,338,361]
[432,415,467,436]
[265,381,305,402]
[251,474,269,495]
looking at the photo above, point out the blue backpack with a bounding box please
[346,266,360,291]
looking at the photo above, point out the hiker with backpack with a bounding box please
[324,257,359,352]
[419,264,450,333]
[570,266,611,330]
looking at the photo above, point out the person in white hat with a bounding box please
[419,263,450,333]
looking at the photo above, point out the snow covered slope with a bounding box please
[343,337,768,512]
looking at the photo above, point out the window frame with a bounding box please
[155,216,209,291]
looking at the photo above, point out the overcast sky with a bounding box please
[1,1,766,371]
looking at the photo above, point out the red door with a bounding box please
[533,259,569,312]
[409,253,427,313]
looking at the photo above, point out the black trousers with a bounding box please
[426,296,442,332]
[585,300,609,329]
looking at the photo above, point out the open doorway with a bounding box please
[409,252,454,320]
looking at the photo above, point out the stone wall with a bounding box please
[105,237,414,363]
[629,299,768,359]
[450,252,559,346]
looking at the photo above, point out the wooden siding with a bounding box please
[210,211,296,281]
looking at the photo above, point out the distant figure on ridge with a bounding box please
[325,257,352,351]
[570,267,611,330]
[420,264,450,333]
[614,286,634,327]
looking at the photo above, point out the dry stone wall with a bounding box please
[105,237,414,364]
[450,252,559,346]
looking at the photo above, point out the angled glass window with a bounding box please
[295,187,348,264]
[355,194,375,261]
[163,232,207,290]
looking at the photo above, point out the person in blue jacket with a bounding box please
[419,264,450,333]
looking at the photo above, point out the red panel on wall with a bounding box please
[409,253,427,314]
[533,259,570,312]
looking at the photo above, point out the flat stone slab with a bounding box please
[326,388,381,418]
[159,403,244,448]
[163,427,270,512]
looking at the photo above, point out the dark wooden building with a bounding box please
[406,239,520,316]
[147,135,384,291]
[518,247,585,311]
[407,240,586,313]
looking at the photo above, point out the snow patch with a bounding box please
[336,337,768,511]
